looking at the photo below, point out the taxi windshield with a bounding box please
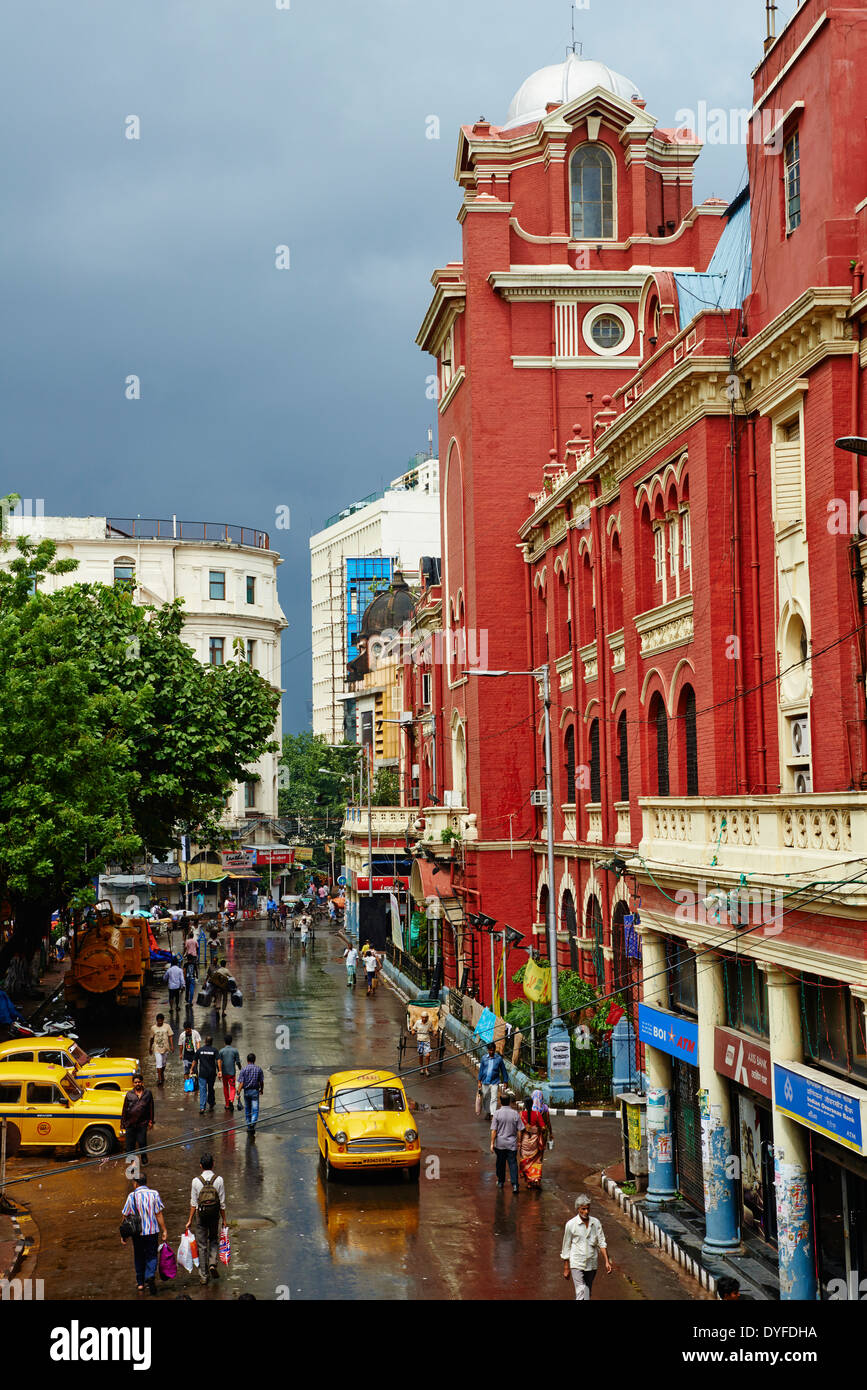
[61,1076,84,1102]
[333,1086,405,1115]
[69,1042,90,1066]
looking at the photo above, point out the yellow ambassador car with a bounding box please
[0,1063,126,1158]
[0,1037,139,1091]
[317,1069,421,1181]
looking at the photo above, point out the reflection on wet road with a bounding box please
[15,926,688,1300]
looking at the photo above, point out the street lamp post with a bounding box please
[470,667,573,1105]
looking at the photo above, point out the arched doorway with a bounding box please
[561,889,578,972]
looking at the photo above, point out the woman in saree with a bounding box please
[518,1089,552,1189]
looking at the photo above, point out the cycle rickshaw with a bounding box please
[397,996,447,1075]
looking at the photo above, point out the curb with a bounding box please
[549,1108,619,1118]
[599,1173,716,1294]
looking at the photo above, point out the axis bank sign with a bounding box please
[714,1026,772,1099]
[638,1002,698,1062]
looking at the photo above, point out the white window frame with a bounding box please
[680,506,691,571]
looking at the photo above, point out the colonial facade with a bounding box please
[402,2,867,1299]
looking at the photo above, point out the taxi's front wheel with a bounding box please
[80,1126,116,1159]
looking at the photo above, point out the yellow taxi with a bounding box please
[0,1063,126,1158]
[317,1069,421,1181]
[0,1037,139,1091]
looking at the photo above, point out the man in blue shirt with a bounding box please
[478,1042,508,1118]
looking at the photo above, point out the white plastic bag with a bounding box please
[177,1230,194,1274]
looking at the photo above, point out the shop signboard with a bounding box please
[637,1002,698,1062]
[774,1060,867,1155]
[220,851,253,869]
[253,850,294,866]
[355,875,410,892]
[714,1026,772,1100]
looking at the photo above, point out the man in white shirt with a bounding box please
[561,1194,612,1299]
[188,1152,227,1286]
[344,945,359,989]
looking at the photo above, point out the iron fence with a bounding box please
[106,518,270,549]
[386,940,431,992]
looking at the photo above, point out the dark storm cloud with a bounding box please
[1,0,764,728]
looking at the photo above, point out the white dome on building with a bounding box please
[503,53,641,131]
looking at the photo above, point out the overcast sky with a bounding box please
[1,0,789,731]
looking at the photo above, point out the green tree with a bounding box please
[0,525,280,968]
[278,732,360,865]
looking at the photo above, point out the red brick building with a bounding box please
[403,3,867,1296]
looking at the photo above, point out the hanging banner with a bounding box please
[523,957,552,1004]
[493,947,504,1017]
[389,892,403,950]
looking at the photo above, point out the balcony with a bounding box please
[615,801,631,845]
[106,518,271,549]
[342,806,413,839]
[415,803,473,844]
[634,593,694,658]
[639,794,867,904]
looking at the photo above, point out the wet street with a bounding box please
[10,925,694,1301]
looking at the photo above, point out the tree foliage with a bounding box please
[0,522,280,962]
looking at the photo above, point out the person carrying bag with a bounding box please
[188,1152,226,1286]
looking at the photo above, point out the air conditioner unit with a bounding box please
[530,789,546,807]
[793,769,812,794]
[790,716,809,759]
[399,710,413,724]
[442,789,457,807]
[411,764,420,779]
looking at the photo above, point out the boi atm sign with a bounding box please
[638,1002,699,1062]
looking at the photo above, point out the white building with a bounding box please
[310,455,441,743]
[2,513,287,826]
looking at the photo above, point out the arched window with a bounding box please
[609,532,623,632]
[538,885,550,959]
[584,894,604,986]
[617,710,629,802]
[679,685,698,796]
[451,719,467,806]
[113,556,136,593]
[650,693,669,796]
[589,719,601,803]
[570,145,615,240]
[562,889,579,972]
[564,725,576,803]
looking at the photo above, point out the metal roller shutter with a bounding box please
[673,1058,704,1209]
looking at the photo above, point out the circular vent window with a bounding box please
[590,314,625,350]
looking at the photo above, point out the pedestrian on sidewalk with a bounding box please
[121,1175,167,1295]
[180,1023,202,1079]
[148,1013,174,1088]
[237,1052,264,1137]
[165,957,185,1012]
[477,1042,508,1118]
[561,1194,612,1300]
[490,1090,524,1193]
[518,1090,552,1189]
[343,944,359,989]
[121,1073,155,1168]
[410,1011,434,1076]
[278,901,288,931]
[192,1035,220,1114]
[183,953,198,1006]
[207,957,233,1014]
[187,1152,226,1286]
[363,947,379,996]
[219,1034,241,1111]
[183,928,198,965]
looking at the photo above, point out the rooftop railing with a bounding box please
[106,518,271,549]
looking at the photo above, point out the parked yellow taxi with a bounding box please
[0,1063,126,1157]
[317,1069,421,1180]
[0,1037,139,1091]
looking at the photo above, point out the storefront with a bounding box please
[714,1025,777,1245]
[637,1001,701,1208]
[775,1059,867,1298]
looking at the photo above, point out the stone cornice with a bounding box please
[416,280,466,353]
[489,268,648,302]
[736,287,854,415]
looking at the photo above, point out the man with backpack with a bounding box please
[187,1152,226,1286]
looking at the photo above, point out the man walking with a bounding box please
[187,1152,226,1286]
[206,957,233,1014]
[343,943,359,989]
[148,1013,174,1088]
[121,1174,168,1295]
[219,1033,241,1112]
[478,1041,508,1118]
[165,956,185,1012]
[192,1035,221,1115]
[363,947,378,996]
[121,1072,155,1167]
[183,952,198,1006]
[180,1023,202,1079]
[490,1090,524,1193]
[237,1052,265,1137]
[560,1194,612,1299]
[410,1010,435,1076]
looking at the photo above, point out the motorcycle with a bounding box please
[7,1015,79,1041]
